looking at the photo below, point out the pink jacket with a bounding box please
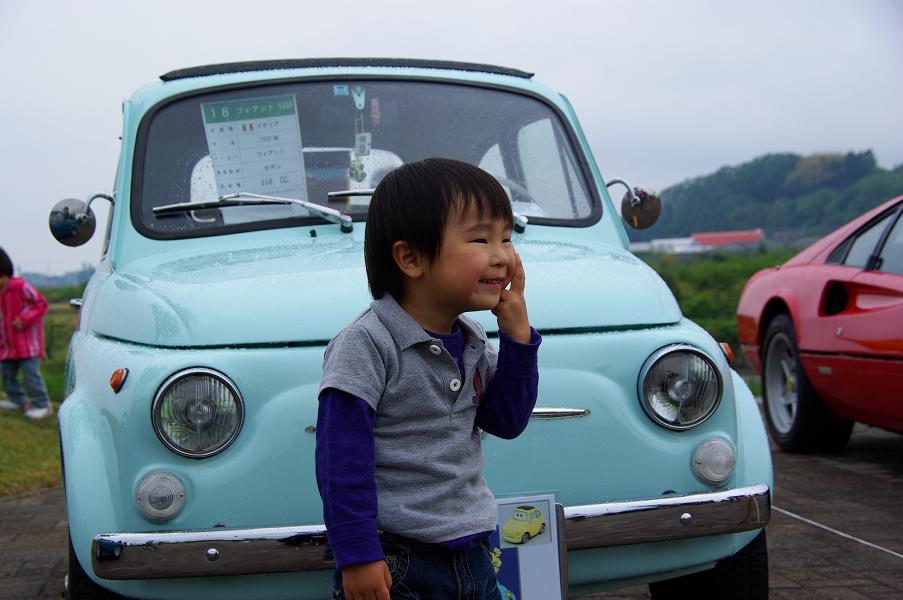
[0,277,48,360]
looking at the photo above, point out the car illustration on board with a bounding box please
[737,195,903,452]
[51,58,772,599]
[502,505,547,544]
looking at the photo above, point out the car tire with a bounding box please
[521,532,530,544]
[540,523,546,534]
[761,314,853,452]
[67,536,126,600]
[648,529,768,600]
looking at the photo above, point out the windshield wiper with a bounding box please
[153,192,354,233]
[327,188,376,200]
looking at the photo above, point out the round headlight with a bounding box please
[639,345,722,430]
[152,368,244,458]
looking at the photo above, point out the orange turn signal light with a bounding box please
[110,368,129,393]
[719,342,735,364]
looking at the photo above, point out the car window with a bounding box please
[842,212,894,269]
[136,80,596,238]
[515,118,590,219]
[877,213,903,275]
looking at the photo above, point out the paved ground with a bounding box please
[2,420,902,599]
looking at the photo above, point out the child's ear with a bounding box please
[391,241,426,279]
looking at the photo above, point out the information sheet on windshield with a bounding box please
[201,95,308,203]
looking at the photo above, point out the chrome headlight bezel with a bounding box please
[152,367,244,458]
[638,344,723,431]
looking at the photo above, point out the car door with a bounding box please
[828,203,903,429]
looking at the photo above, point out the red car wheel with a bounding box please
[762,314,852,452]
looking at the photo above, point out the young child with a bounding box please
[316,158,540,599]
[0,247,53,420]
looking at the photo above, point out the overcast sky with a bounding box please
[1,0,901,275]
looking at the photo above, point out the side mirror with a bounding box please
[49,199,96,246]
[606,179,661,230]
[49,194,114,247]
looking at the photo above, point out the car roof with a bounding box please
[160,58,534,82]
[785,195,903,267]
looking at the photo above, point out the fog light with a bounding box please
[692,439,735,486]
[136,472,186,523]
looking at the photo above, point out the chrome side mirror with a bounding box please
[606,179,661,230]
[49,193,114,247]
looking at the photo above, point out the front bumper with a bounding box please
[93,484,770,580]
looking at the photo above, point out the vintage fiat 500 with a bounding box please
[51,59,772,599]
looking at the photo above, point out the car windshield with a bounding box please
[136,79,596,237]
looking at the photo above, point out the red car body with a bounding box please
[737,195,903,435]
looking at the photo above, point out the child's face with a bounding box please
[422,203,515,314]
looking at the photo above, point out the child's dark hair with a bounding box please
[0,247,12,278]
[365,158,513,300]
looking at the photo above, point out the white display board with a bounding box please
[490,493,564,600]
[200,94,308,201]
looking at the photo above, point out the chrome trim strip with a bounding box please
[92,484,770,580]
[93,525,332,579]
[564,483,770,550]
[530,407,590,419]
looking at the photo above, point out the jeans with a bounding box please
[1,357,50,409]
[333,533,500,600]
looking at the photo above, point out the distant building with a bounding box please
[691,229,764,248]
[631,229,764,254]
[630,237,706,254]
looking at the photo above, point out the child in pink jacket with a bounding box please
[0,247,52,420]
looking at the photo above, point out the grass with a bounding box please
[0,300,78,496]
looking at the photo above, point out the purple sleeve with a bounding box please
[315,388,384,570]
[475,327,541,439]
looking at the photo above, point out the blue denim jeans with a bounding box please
[1,357,50,409]
[333,533,500,600]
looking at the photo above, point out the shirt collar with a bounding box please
[370,294,486,350]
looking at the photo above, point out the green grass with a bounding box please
[0,300,78,496]
[638,249,796,374]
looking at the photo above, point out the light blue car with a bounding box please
[51,59,772,599]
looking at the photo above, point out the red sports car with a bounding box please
[737,195,903,451]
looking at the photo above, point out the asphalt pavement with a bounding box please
[2,419,902,599]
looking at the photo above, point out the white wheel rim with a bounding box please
[764,332,798,434]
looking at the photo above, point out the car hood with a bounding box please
[89,236,680,347]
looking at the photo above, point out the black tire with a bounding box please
[648,530,769,600]
[521,532,530,544]
[67,536,126,599]
[540,522,546,534]
[761,314,853,452]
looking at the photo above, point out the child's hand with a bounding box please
[341,560,392,600]
[11,317,23,331]
[492,251,531,344]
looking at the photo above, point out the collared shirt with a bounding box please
[316,294,540,569]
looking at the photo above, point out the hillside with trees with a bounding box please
[629,150,903,242]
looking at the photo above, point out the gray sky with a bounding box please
[1,0,901,275]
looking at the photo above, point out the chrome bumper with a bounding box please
[92,483,770,580]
